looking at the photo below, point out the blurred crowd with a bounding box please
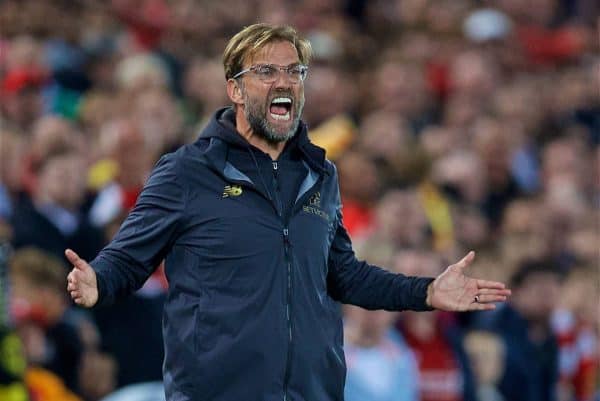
[0,0,598,401]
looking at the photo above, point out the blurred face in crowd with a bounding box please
[303,64,354,126]
[337,151,380,204]
[375,190,428,247]
[344,305,397,346]
[134,88,183,152]
[37,152,87,211]
[371,60,429,118]
[393,249,441,277]
[492,80,543,134]
[184,57,229,112]
[450,50,498,99]
[432,150,487,204]
[512,271,562,323]
[31,116,80,158]
[99,119,151,189]
[358,110,411,162]
[233,40,305,144]
[542,139,584,189]
[1,88,43,130]
[472,117,513,187]
[464,331,505,386]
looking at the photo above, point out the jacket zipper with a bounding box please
[273,161,293,401]
[282,227,292,401]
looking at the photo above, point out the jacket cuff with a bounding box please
[90,256,115,308]
[409,277,435,311]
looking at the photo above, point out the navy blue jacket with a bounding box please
[91,108,434,401]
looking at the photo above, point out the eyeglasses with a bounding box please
[232,63,309,83]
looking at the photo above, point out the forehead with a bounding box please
[246,40,300,66]
[43,152,82,170]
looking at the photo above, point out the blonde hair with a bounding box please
[223,23,312,80]
[10,247,67,293]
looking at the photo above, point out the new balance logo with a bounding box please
[222,185,243,198]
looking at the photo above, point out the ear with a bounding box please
[226,79,244,106]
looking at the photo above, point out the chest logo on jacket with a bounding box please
[302,192,330,221]
[222,185,243,198]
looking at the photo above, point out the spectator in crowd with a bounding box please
[342,247,420,401]
[11,138,104,263]
[344,304,420,401]
[394,250,477,401]
[552,266,598,401]
[8,247,85,393]
[463,330,506,401]
[473,260,566,401]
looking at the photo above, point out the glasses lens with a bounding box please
[256,65,277,82]
[252,64,307,83]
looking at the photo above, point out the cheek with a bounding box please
[243,90,264,111]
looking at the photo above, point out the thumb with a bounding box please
[65,249,90,272]
[454,250,475,271]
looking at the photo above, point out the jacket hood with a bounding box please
[197,107,327,175]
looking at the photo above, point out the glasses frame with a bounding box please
[232,63,309,83]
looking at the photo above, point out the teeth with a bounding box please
[270,111,290,120]
[272,97,292,105]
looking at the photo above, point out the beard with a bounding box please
[242,88,304,144]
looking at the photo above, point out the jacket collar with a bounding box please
[196,107,327,176]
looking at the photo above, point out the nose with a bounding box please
[273,70,293,88]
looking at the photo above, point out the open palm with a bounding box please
[427,251,511,311]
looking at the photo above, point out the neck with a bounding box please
[235,108,286,160]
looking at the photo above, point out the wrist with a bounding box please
[426,281,434,309]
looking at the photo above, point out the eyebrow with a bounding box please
[253,62,302,67]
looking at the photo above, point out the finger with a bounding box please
[70,290,81,299]
[471,302,497,311]
[65,249,89,271]
[69,271,80,285]
[475,294,508,304]
[477,279,508,290]
[454,251,475,271]
[67,282,76,291]
[476,288,512,297]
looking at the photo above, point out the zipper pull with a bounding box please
[273,161,278,170]
[283,228,289,244]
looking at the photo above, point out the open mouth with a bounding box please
[269,97,292,121]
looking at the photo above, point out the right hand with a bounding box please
[66,249,98,308]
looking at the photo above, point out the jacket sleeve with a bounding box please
[90,153,186,306]
[326,207,434,311]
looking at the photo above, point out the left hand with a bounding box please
[426,251,511,311]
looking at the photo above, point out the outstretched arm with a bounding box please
[66,153,185,307]
[327,213,434,311]
[327,210,510,312]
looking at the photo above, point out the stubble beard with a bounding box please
[242,89,304,144]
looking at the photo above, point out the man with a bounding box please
[66,24,510,401]
[472,260,564,401]
[12,131,104,263]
